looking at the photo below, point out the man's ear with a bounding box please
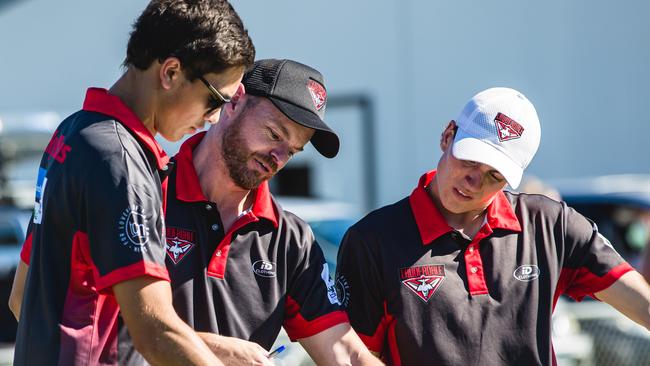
[222,83,246,114]
[440,120,457,151]
[230,83,245,104]
[158,57,183,90]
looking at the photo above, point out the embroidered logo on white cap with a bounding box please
[494,112,524,142]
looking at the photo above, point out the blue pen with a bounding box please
[268,345,286,359]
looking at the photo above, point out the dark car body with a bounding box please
[0,206,30,342]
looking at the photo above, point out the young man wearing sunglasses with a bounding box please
[9,1,254,365]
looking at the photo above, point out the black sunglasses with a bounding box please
[198,76,231,114]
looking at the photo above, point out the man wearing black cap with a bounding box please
[121,59,381,365]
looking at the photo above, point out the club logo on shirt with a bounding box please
[494,112,524,142]
[513,265,540,282]
[320,264,341,305]
[118,206,150,253]
[165,227,196,265]
[252,260,277,278]
[335,275,350,307]
[400,265,445,303]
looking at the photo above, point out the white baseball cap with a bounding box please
[451,87,541,189]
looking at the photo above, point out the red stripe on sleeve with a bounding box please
[283,295,349,341]
[557,262,635,302]
[95,261,170,292]
[20,232,33,264]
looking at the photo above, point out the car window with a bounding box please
[0,221,21,246]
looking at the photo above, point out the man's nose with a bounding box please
[464,169,483,190]
[270,146,291,168]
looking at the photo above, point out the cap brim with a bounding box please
[452,130,523,189]
[268,97,340,158]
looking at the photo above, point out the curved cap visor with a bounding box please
[268,96,340,158]
[452,132,524,189]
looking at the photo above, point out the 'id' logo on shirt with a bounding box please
[400,265,446,303]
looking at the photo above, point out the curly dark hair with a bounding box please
[124,0,255,80]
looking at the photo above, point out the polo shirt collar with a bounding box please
[174,132,279,227]
[81,87,169,170]
[408,170,521,245]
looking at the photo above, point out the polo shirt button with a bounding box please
[206,204,212,210]
[216,249,222,257]
[470,266,478,274]
[211,224,219,231]
[468,246,474,252]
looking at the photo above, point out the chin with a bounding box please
[161,131,185,142]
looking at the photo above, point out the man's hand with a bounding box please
[197,332,274,366]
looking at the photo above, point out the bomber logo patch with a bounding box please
[165,227,196,265]
[307,79,327,111]
[494,112,524,142]
[400,265,445,303]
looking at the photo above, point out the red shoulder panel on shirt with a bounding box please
[82,88,169,170]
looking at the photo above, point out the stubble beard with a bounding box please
[221,115,277,190]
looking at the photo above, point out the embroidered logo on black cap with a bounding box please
[307,79,327,110]
[400,265,445,302]
[495,112,524,142]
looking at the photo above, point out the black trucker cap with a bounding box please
[242,59,340,158]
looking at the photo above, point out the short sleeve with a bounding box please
[283,224,348,340]
[335,226,388,353]
[83,152,169,292]
[560,205,634,301]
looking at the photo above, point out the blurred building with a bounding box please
[1,0,649,212]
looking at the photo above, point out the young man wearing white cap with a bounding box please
[336,87,650,365]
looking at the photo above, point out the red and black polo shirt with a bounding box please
[121,132,348,364]
[336,170,634,366]
[16,88,171,366]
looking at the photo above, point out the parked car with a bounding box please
[0,205,31,343]
[551,174,650,366]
